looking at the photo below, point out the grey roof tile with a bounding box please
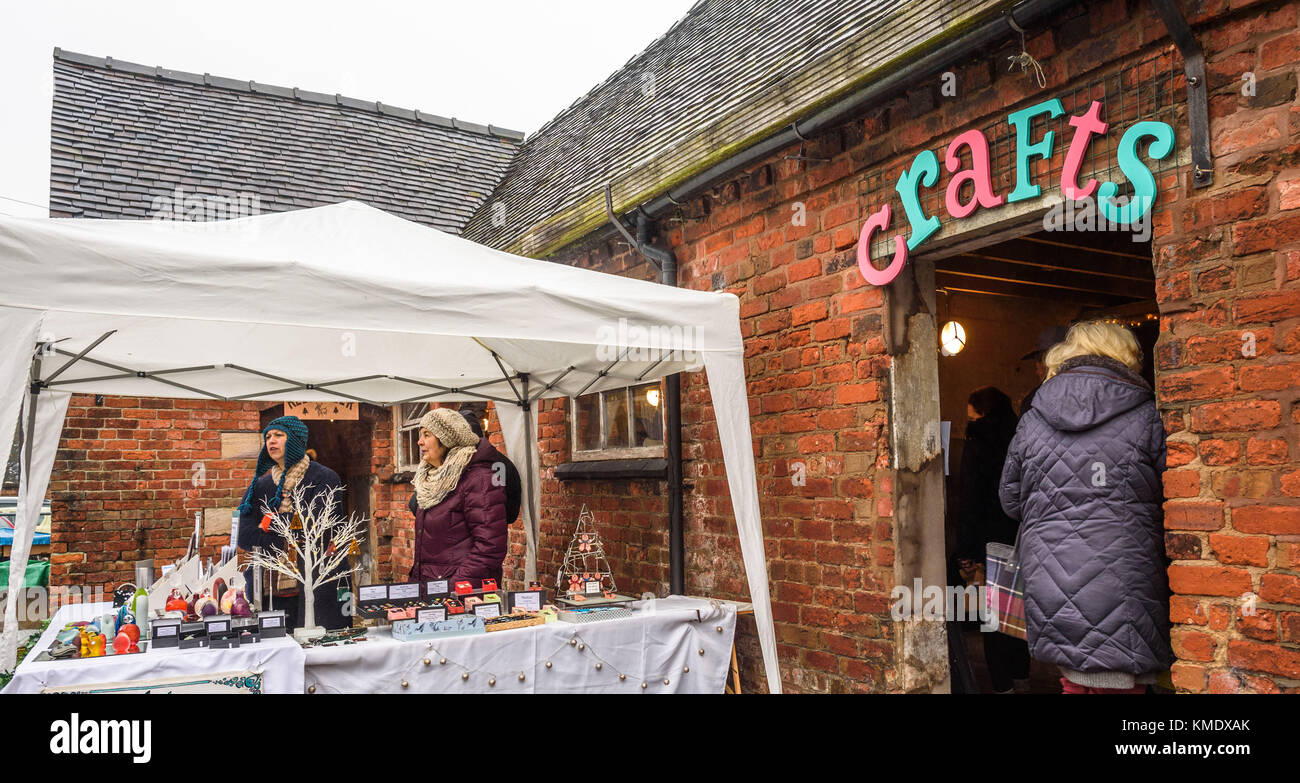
[461,0,1014,254]
[50,49,524,233]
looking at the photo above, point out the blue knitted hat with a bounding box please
[237,416,310,516]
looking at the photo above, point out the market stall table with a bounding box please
[2,601,305,694]
[303,596,736,694]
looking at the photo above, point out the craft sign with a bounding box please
[284,401,359,420]
[856,98,1175,286]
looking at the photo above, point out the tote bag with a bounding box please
[985,532,1027,640]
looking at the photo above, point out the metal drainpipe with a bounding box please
[604,186,685,595]
[636,213,686,597]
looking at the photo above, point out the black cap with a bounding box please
[1020,325,1069,362]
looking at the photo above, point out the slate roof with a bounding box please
[462,0,1015,256]
[50,49,524,234]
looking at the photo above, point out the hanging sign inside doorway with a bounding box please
[857,97,1175,287]
[284,401,359,420]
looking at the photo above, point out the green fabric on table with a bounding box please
[0,559,50,588]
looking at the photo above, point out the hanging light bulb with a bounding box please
[940,320,967,356]
[645,388,660,407]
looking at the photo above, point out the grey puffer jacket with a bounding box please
[999,354,1173,675]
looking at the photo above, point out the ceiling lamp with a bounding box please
[940,320,967,356]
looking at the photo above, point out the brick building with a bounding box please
[35,0,1300,693]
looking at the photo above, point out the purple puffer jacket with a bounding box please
[999,354,1173,676]
[408,438,508,586]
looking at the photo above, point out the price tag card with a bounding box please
[206,621,228,633]
[155,625,177,637]
[358,585,388,602]
[425,579,450,596]
[473,603,501,619]
[262,616,282,628]
[390,583,420,600]
[417,607,447,624]
[511,591,541,612]
[585,580,602,595]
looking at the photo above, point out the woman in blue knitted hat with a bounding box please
[237,415,350,631]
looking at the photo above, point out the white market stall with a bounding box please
[0,201,780,692]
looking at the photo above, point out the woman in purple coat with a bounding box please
[407,408,508,585]
[999,320,1172,693]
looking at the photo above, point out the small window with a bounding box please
[569,382,665,461]
[394,402,430,472]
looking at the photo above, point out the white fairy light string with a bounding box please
[305,599,732,693]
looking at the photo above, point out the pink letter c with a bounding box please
[857,204,908,286]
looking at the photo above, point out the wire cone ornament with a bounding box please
[557,504,617,598]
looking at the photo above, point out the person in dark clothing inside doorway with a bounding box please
[1018,325,1069,414]
[956,386,1031,694]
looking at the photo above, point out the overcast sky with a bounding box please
[0,0,697,218]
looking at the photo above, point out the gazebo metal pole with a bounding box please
[519,373,538,583]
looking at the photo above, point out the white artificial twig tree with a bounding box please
[242,483,365,640]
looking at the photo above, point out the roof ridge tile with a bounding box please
[51,47,527,142]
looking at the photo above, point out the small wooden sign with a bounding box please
[283,401,358,420]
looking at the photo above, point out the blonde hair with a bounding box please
[1044,320,1142,379]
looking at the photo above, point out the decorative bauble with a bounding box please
[213,578,227,606]
[219,589,237,614]
[196,595,219,618]
[165,590,188,613]
[229,591,252,617]
[120,623,140,644]
[113,632,131,654]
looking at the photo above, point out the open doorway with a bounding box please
[933,227,1157,693]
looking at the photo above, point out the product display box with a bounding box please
[178,622,207,649]
[150,616,182,648]
[506,588,548,613]
[391,615,485,642]
[232,616,260,642]
[258,609,287,639]
[357,581,433,619]
[471,601,502,619]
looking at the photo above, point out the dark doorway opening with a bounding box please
[934,227,1157,694]
[257,403,379,606]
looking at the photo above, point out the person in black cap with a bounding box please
[237,415,350,630]
[1019,325,1069,414]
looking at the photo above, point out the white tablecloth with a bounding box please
[303,596,737,694]
[2,601,305,694]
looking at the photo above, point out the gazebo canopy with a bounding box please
[0,201,778,692]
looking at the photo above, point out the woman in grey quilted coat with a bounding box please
[999,320,1173,693]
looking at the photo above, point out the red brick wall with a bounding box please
[47,396,262,601]
[1152,0,1300,694]
[531,0,1300,692]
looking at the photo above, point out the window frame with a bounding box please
[568,381,666,462]
[393,402,431,473]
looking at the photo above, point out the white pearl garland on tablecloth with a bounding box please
[306,599,730,693]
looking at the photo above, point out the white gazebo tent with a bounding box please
[0,201,779,691]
